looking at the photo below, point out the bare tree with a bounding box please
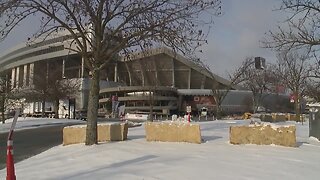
[49,78,80,119]
[262,0,320,117]
[304,61,320,102]
[0,0,222,145]
[211,89,228,119]
[29,62,54,118]
[236,58,278,113]
[274,51,311,123]
[210,59,250,119]
[305,81,320,102]
[0,72,15,123]
[23,61,79,118]
[263,0,320,52]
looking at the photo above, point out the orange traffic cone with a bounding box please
[6,140,16,180]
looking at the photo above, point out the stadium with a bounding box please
[0,32,290,118]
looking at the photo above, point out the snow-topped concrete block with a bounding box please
[145,122,201,144]
[229,124,296,147]
[63,123,128,145]
[261,113,287,122]
[259,114,273,122]
[287,114,305,122]
[271,113,287,122]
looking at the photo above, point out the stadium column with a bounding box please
[114,62,118,82]
[138,59,145,86]
[81,57,85,78]
[23,65,28,87]
[15,67,19,88]
[11,68,15,88]
[201,75,206,89]
[29,63,34,87]
[153,56,158,86]
[171,58,175,87]
[62,58,66,78]
[125,62,132,86]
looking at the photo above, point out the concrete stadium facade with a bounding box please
[0,33,235,118]
[99,47,238,116]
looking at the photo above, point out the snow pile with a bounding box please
[310,136,320,142]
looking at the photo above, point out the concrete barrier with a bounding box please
[260,114,273,122]
[261,113,292,122]
[63,123,128,145]
[287,114,305,122]
[271,113,287,122]
[145,122,201,144]
[229,124,296,147]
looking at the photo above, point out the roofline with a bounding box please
[120,47,233,88]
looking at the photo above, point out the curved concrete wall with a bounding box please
[0,33,78,72]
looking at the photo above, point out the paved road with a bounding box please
[0,122,81,170]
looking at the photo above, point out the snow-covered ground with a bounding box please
[0,117,319,180]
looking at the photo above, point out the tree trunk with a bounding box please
[85,69,100,145]
[1,95,5,124]
[54,98,59,119]
[41,99,46,118]
[252,92,258,114]
[216,103,223,120]
[149,87,154,122]
[295,96,302,125]
[213,95,222,120]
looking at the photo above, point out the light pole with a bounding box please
[254,57,267,113]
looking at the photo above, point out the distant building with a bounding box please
[0,33,291,118]
[0,32,236,118]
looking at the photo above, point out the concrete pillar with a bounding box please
[29,63,34,87]
[81,57,85,78]
[201,75,206,89]
[11,68,15,88]
[152,57,158,86]
[114,62,118,82]
[23,65,28,87]
[172,58,175,87]
[62,58,66,78]
[16,67,19,88]
[138,60,145,86]
[125,62,132,86]
[46,61,49,81]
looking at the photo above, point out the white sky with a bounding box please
[0,0,287,78]
[198,0,285,77]
[0,117,319,180]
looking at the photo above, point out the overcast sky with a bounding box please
[0,0,286,78]
[199,0,285,77]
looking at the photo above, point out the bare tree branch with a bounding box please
[0,0,222,145]
[263,0,320,52]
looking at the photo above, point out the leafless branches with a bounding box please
[0,0,222,70]
[263,0,320,52]
[0,0,222,145]
[274,51,311,120]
